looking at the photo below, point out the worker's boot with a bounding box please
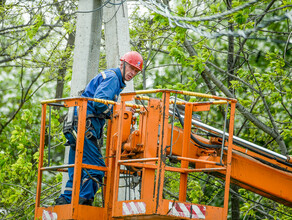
[55,197,69,205]
[79,197,93,206]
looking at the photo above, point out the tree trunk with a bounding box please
[55,32,75,99]
[227,0,234,95]
[231,184,240,220]
[227,0,240,218]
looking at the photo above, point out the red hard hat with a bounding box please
[120,51,143,71]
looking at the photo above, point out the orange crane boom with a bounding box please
[167,109,292,208]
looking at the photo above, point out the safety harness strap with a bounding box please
[63,117,103,152]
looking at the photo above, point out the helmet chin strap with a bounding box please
[122,61,126,82]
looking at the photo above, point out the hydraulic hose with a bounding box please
[175,107,221,149]
[173,109,292,168]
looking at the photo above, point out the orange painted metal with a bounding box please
[35,90,292,220]
[179,103,192,202]
[222,101,236,219]
[81,164,108,172]
[220,150,292,207]
[34,98,106,220]
[161,199,223,219]
[155,92,170,214]
[35,91,237,219]
[230,143,292,173]
[104,107,116,220]
[71,100,87,219]
[113,199,224,219]
[109,91,235,219]
[34,104,47,214]
[35,205,104,219]
[119,158,159,163]
[120,162,157,169]
[165,166,226,173]
[121,111,132,143]
[192,104,210,112]
[112,96,126,216]
[175,156,221,166]
[165,124,219,159]
[140,98,160,202]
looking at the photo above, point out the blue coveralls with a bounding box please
[60,68,126,203]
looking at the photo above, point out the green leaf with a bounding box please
[234,12,247,25]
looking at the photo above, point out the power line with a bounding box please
[143,0,261,22]
[103,2,124,24]
[75,0,126,14]
[138,0,292,40]
[171,12,292,39]
[76,0,110,13]
[108,0,127,6]
[188,173,292,218]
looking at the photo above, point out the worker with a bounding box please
[55,51,143,205]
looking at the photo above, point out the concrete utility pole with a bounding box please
[104,0,137,200]
[62,0,103,192]
[104,0,134,92]
[70,0,103,96]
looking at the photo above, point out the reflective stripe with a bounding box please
[103,109,110,114]
[82,178,89,185]
[103,105,111,114]
[43,210,57,220]
[101,71,106,79]
[64,187,72,191]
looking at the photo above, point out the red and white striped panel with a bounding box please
[42,210,57,220]
[122,201,146,215]
[168,202,206,219]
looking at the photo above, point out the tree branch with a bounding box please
[203,63,287,154]
[0,20,59,64]
[243,52,287,154]
[233,0,277,68]
[0,30,64,135]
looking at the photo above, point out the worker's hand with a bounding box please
[126,106,136,114]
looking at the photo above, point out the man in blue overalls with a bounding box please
[55,51,143,205]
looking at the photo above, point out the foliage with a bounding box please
[0,0,76,218]
[0,0,292,219]
[132,0,292,152]
[130,0,292,218]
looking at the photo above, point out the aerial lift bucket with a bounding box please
[34,97,111,220]
[34,90,237,220]
[106,90,237,220]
